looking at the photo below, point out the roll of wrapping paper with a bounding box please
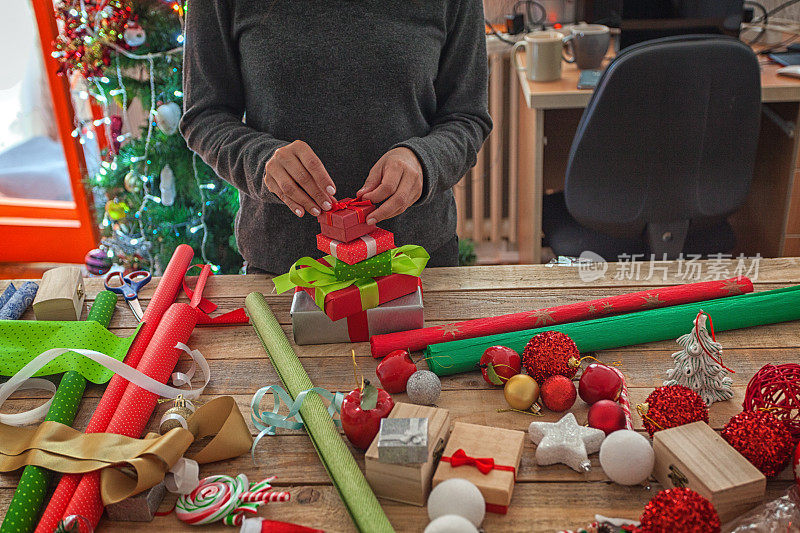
[0,284,16,310]
[371,277,754,357]
[1,291,117,533]
[36,244,195,533]
[245,292,394,533]
[425,284,800,376]
[0,282,38,320]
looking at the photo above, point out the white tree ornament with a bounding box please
[160,164,176,207]
[664,312,733,405]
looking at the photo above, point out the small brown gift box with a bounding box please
[432,422,525,514]
[32,266,85,321]
[365,402,451,506]
[653,421,766,522]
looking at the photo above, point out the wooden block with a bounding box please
[365,402,451,506]
[432,422,525,514]
[652,421,766,523]
[105,482,166,522]
[32,266,85,321]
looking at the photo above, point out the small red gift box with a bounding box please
[301,273,421,322]
[317,228,395,265]
[319,222,376,243]
[317,198,374,227]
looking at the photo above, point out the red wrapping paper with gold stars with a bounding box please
[370,277,753,357]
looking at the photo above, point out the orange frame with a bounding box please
[0,0,99,263]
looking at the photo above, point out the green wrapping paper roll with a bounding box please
[426,285,800,376]
[1,291,117,533]
[245,292,394,533]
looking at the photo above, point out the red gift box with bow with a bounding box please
[432,422,525,514]
[317,198,376,241]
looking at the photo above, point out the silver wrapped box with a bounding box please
[291,287,423,345]
[377,417,429,464]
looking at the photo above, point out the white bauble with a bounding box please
[599,429,654,485]
[424,515,479,533]
[160,164,176,207]
[155,102,181,135]
[427,478,485,528]
[123,22,146,47]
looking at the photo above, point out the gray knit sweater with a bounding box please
[181,0,491,273]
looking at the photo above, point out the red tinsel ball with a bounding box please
[743,363,800,441]
[522,331,580,385]
[721,410,793,477]
[638,385,709,437]
[639,488,720,533]
[540,375,577,412]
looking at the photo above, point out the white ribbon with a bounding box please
[0,342,210,426]
[362,234,377,257]
[164,458,200,495]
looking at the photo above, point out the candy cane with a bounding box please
[611,367,633,430]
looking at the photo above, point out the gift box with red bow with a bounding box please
[317,198,376,241]
[432,422,525,514]
[317,228,395,266]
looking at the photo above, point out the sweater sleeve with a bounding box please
[394,0,492,206]
[180,0,286,202]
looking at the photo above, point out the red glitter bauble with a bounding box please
[638,385,709,437]
[522,331,581,385]
[639,488,720,533]
[721,410,793,477]
[743,363,800,441]
[540,375,577,412]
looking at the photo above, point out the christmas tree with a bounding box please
[53,0,241,273]
[664,311,734,405]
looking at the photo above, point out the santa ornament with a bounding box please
[664,311,733,405]
[123,21,146,47]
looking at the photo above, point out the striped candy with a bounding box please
[177,474,290,526]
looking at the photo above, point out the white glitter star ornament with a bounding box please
[529,413,606,472]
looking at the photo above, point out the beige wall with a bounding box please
[760,0,800,21]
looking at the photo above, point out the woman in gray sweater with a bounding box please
[181,0,492,274]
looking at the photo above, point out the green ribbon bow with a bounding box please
[272,245,429,311]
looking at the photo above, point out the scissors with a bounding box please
[104,270,152,322]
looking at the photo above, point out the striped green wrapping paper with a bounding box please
[1,290,118,533]
[425,285,800,375]
[245,292,394,533]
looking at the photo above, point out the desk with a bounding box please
[515,49,800,263]
[1,264,799,531]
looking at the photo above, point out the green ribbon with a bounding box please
[273,245,429,310]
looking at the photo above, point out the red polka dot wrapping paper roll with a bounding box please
[36,244,195,533]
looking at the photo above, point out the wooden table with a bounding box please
[515,45,800,263]
[2,261,799,532]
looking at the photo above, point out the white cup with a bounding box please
[512,31,565,82]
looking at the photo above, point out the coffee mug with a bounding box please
[512,31,565,82]
[562,24,610,70]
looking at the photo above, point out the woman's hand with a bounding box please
[264,140,337,217]
[358,147,423,224]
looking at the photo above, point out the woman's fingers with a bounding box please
[358,160,385,197]
[270,163,321,216]
[367,169,412,224]
[265,175,305,217]
[293,140,336,197]
[362,160,403,204]
[278,150,332,212]
[265,140,336,217]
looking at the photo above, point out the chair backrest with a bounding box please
[564,35,761,253]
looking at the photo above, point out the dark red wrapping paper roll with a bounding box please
[36,244,194,532]
[370,276,753,357]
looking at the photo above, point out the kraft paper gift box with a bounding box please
[652,421,766,522]
[317,228,395,265]
[365,403,451,506]
[432,422,525,514]
[291,287,423,344]
[317,198,376,242]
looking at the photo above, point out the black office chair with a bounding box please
[542,35,761,261]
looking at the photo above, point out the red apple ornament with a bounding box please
[579,363,623,404]
[376,350,417,393]
[341,381,394,451]
[588,400,627,435]
[540,375,577,412]
[479,346,521,386]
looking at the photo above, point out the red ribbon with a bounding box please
[346,310,370,342]
[324,198,373,224]
[441,449,516,477]
[182,264,249,325]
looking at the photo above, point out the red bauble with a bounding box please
[540,375,577,412]
[587,400,626,435]
[638,385,708,437]
[721,410,793,477]
[340,386,394,451]
[578,363,622,404]
[743,363,800,441]
[522,331,581,385]
[375,350,416,393]
[639,488,720,533]
[479,346,521,386]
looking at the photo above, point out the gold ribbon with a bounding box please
[0,396,252,505]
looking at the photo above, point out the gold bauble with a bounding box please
[503,374,540,410]
[158,396,196,434]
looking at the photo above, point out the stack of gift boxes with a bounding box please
[280,199,428,345]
